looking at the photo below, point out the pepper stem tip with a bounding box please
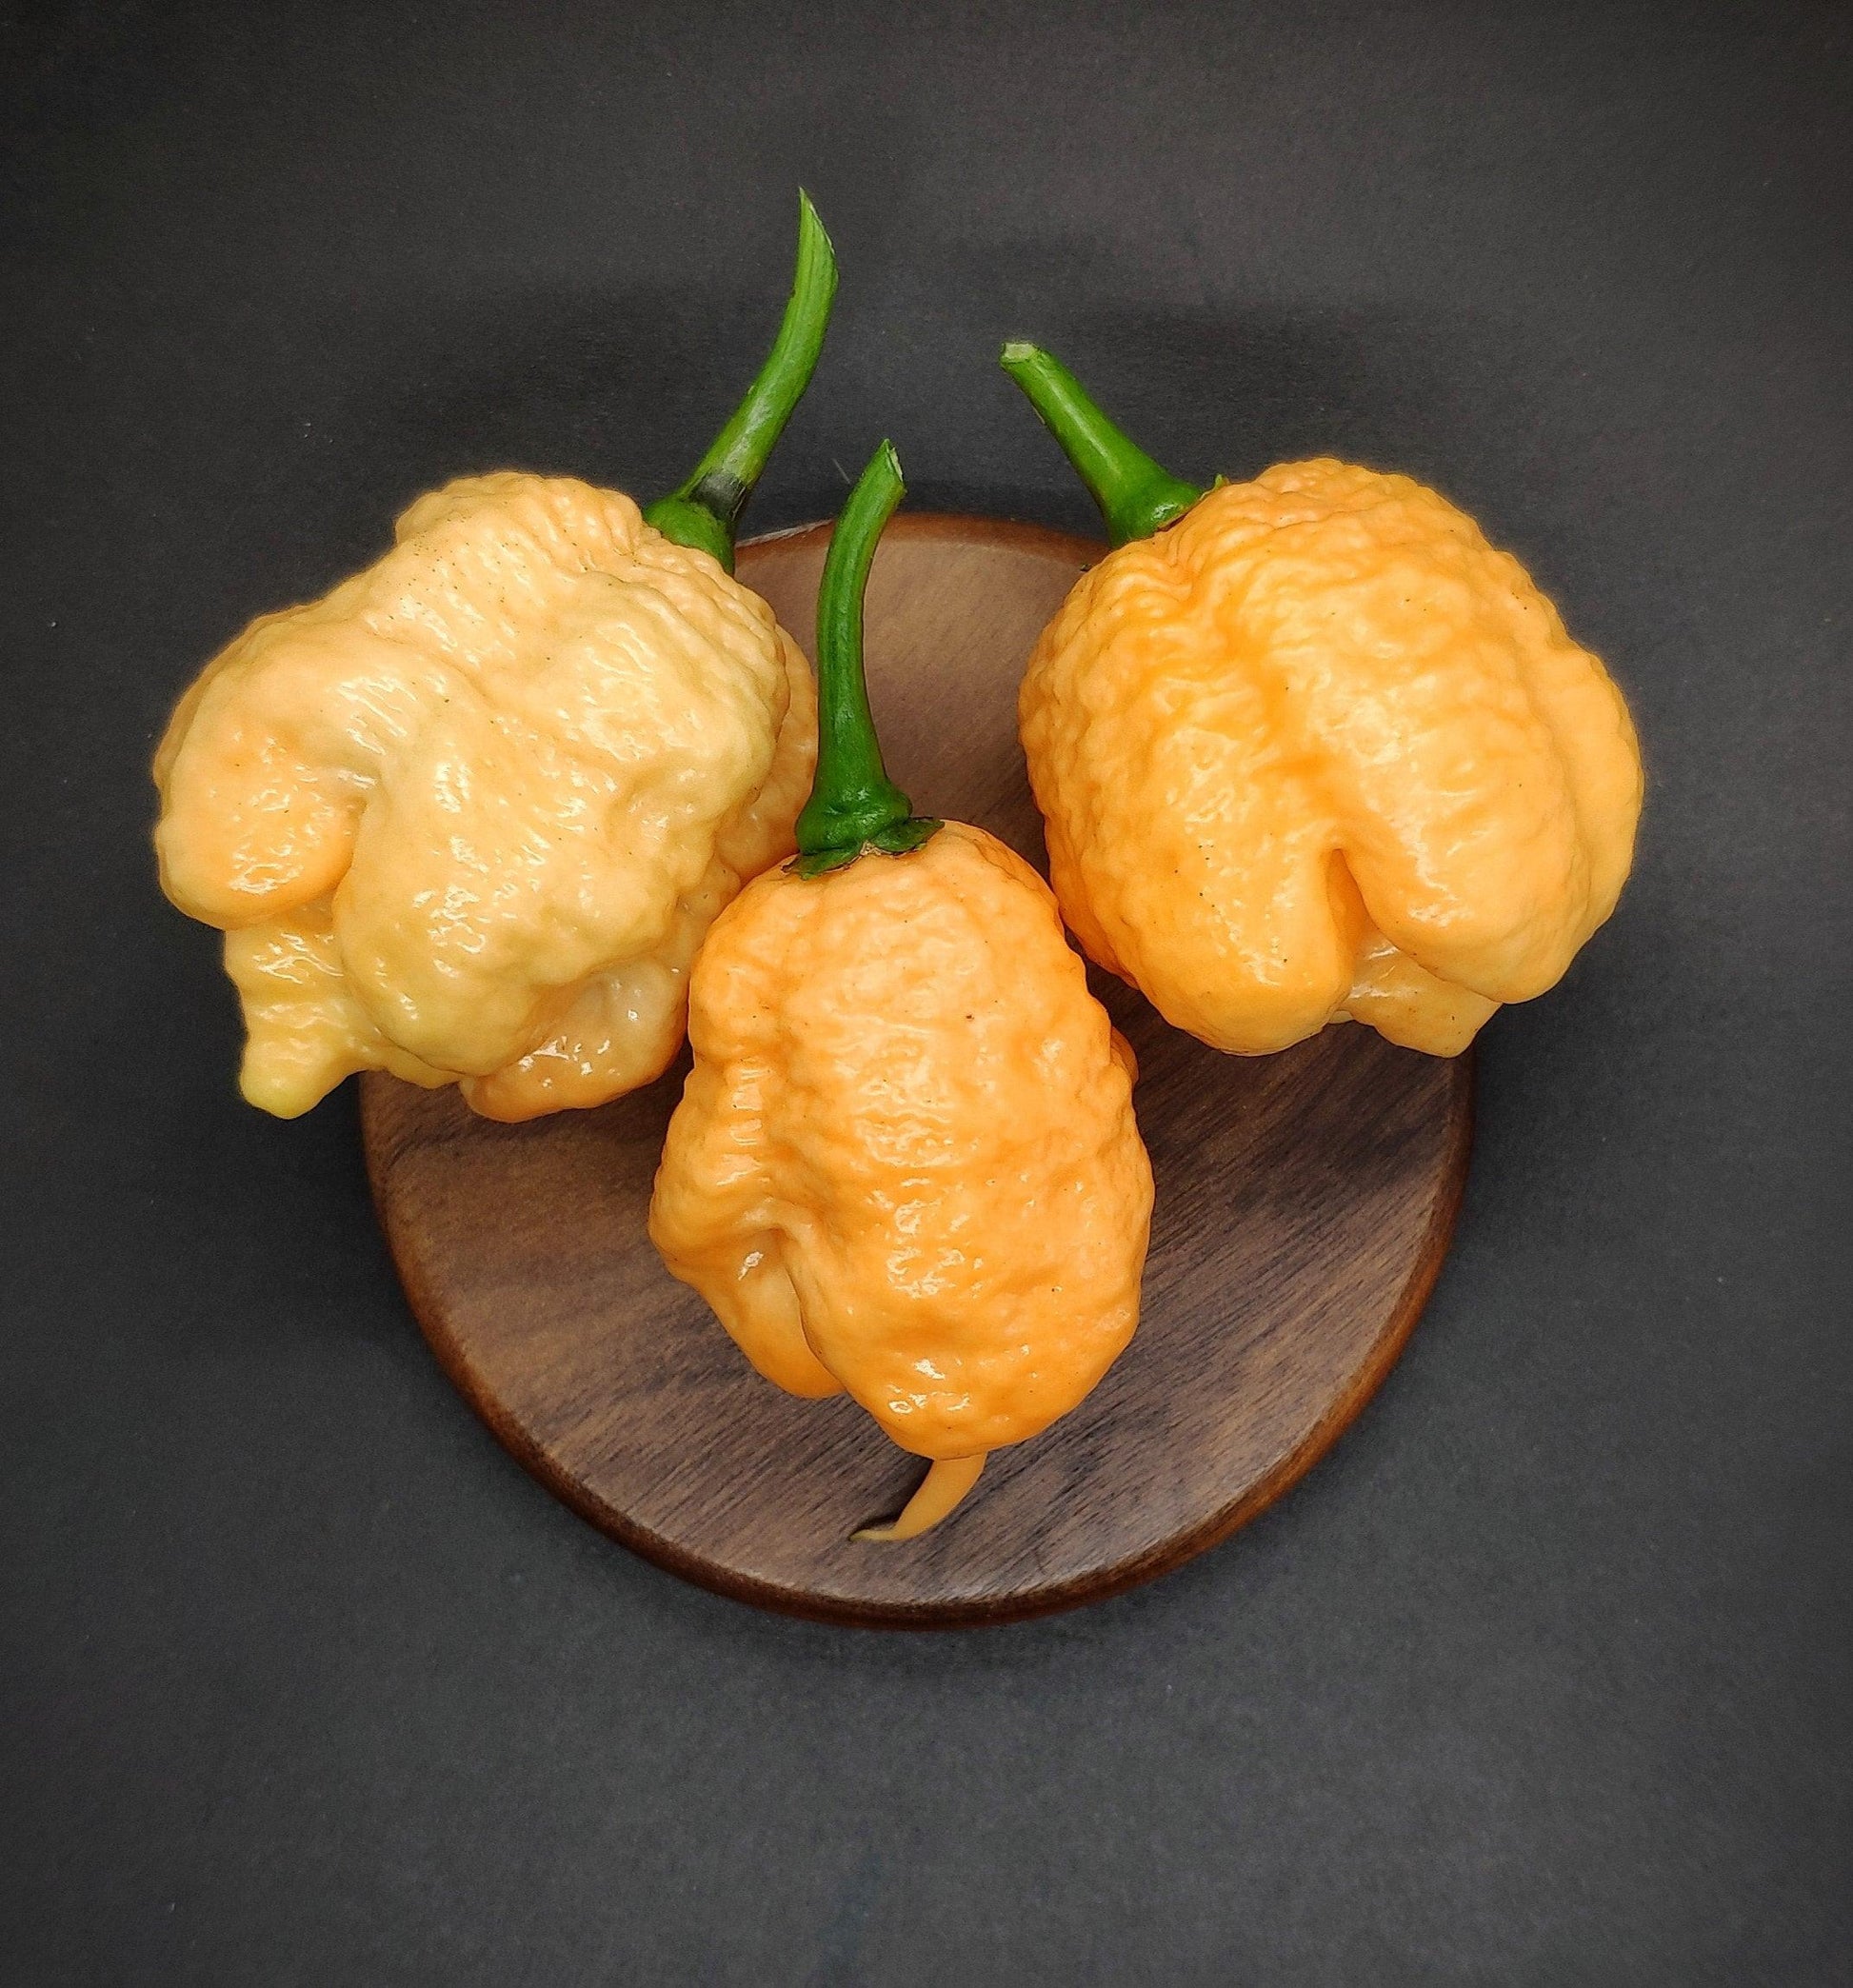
[999,339,1203,547]
[646,190,839,572]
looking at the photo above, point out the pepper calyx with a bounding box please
[788,815,942,878]
[645,190,838,574]
[641,494,735,569]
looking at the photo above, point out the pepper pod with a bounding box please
[1001,343,1644,1057]
[649,443,1154,1541]
[155,196,839,1121]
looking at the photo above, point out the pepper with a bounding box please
[154,196,837,1121]
[648,443,1153,1540]
[1001,343,1644,1057]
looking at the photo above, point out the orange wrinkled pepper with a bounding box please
[1003,344,1644,1057]
[649,443,1153,1540]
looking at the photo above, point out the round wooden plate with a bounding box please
[361,514,1474,1628]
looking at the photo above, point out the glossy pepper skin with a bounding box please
[153,196,835,1120]
[649,444,1152,1540]
[1004,345,1644,1057]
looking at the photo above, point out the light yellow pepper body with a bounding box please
[649,822,1153,1462]
[155,473,815,1119]
[1018,458,1643,1056]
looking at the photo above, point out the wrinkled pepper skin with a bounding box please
[155,193,837,1119]
[648,820,1152,1460]
[651,441,1152,1537]
[1018,457,1643,1056]
[155,473,815,1119]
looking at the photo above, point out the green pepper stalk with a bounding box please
[645,191,838,573]
[791,441,941,876]
[999,341,1205,547]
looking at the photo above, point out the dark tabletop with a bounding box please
[4,3,1849,1982]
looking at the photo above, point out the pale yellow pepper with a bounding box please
[154,198,836,1119]
[649,446,1153,1540]
[156,475,815,1117]
[1004,346,1644,1057]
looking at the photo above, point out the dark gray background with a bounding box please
[4,2,1849,1981]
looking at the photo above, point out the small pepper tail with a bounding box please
[999,340,1203,547]
[646,190,839,572]
[853,1454,987,1542]
[791,440,942,875]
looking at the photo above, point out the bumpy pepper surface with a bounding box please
[649,444,1153,1539]
[156,476,816,1118]
[1004,345,1644,1057]
[153,195,835,1120]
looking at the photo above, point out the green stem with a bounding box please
[791,442,941,876]
[999,341,1203,547]
[644,190,838,573]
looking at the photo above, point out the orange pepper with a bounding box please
[1004,344,1644,1057]
[649,444,1153,1539]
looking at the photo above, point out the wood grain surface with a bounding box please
[360,514,1474,1627]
